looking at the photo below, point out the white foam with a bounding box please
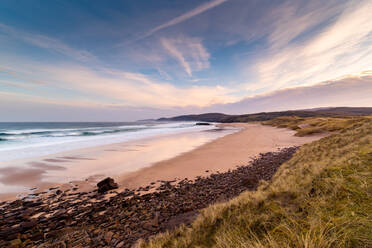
[0,122,217,161]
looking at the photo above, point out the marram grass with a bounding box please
[137,117,372,248]
[263,116,371,136]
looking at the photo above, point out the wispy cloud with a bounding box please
[267,0,343,49]
[0,66,47,85]
[142,0,229,39]
[0,59,236,108]
[161,38,192,76]
[51,66,233,107]
[0,90,101,108]
[160,36,210,76]
[247,0,372,92]
[0,23,95,62]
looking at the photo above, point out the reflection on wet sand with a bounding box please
[58,156,96,160]
[28,162,66,171]
[43,158,68,163]
[0,167,45,186]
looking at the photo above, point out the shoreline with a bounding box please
[0,123,326,202]
[0,125,239,201]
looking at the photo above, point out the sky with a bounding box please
[0,0,371,121]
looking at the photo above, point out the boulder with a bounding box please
[97,177,118,193]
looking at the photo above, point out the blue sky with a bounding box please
[0,0,371,121]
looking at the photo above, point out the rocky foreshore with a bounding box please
[0,147,298,248]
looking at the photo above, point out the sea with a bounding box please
[0,121,219,162]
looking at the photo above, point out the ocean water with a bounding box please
[0,121,217,162]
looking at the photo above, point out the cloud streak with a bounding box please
[142,0,229,39]
[161,38,192,76]
[266,1,343,48]
[160,36,210,76]
[0,23,95,62]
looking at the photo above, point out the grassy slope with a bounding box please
[263,116,372,136]
[138,118,372,248]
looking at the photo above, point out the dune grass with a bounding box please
[263,116,371,137]
[137,118,372,248]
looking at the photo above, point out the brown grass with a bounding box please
[137,117,372,248]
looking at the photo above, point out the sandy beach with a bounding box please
[117,123,325,189]
[0,123,325,201]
